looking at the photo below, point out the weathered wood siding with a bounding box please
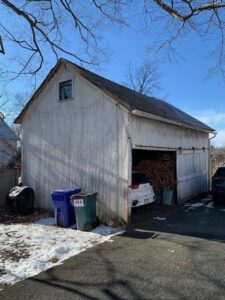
[21,62,210,224]
[0,140,16,166]
[0,168,17,207]
[176,149,208,203]
[130,116,209,203]
[22,64,130,225]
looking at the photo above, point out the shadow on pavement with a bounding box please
[29,243,147,300]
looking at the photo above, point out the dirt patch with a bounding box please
[49,257,59,264]
[0,208,52,225]
[0,241,30,263]
[0,240,31,281]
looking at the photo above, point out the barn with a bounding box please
[15,59,214,225]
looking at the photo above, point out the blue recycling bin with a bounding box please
[51,188,81,227]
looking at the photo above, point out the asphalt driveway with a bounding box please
[2,194,225,299]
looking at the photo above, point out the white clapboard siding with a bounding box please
[22,64,130,225]
[130,116,209,204]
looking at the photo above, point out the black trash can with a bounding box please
[8,186,35,215]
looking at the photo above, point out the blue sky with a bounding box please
[98,24,225,146]
[0,5,225,146]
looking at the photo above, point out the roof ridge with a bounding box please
[15,58,214,132]
[65,60,214,132]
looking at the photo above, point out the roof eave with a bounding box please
[14,59,64,124]
[131,109,215,134]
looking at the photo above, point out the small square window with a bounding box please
[59,80,72,100]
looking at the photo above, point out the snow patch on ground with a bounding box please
[201,197,212,203]
[168,249,175,253]
[153,216,167,221]
[189,203,204,208]
[184,196,215,212]
[205,201,215,208]
[35,217,55,226]
[0,221,123,287]
[184,203,204,212]
[92,224,123,236]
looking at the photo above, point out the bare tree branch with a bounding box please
[143,1,225,75]
[124,60,161,95]
[0,35,5,54]
[153,1,225,22]
[0,0,125,78]
[1,1,225,79]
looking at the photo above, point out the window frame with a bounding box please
[59,79,73,101]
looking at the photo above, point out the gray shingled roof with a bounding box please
[0,119,18,140]
[15,59,214,132]
[69,61,214,132]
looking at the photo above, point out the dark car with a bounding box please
[212,166,225,203]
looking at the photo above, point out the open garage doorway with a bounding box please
[131,149,177,210]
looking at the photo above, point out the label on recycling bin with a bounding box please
[73,199,84,207]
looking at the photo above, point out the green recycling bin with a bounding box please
[70,192,98,231]
[162,188,173,206]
